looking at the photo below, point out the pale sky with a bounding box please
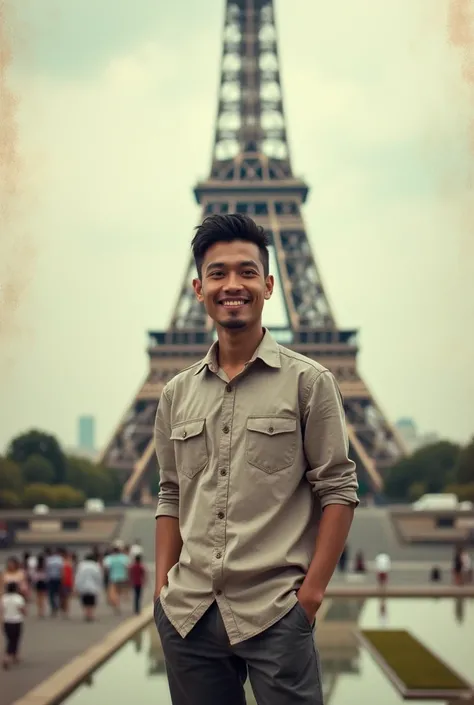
[1,0,473,453]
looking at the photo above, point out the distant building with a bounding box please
[395,418,439,453]
[395,418,418,452]
[78,415,96,452]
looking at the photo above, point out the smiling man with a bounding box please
[153,213,359,705]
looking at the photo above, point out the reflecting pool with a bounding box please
[65,598,474,705]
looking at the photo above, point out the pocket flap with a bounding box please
[171,418,205,441]
[246,417,297,436]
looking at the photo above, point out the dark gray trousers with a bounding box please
[154,600,324,705]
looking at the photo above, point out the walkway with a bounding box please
[2,585,153,705]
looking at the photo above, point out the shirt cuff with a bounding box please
[320,492,360,509]
[155,501,180,519]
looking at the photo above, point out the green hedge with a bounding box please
[361,630,468,691]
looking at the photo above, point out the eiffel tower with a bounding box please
[99,0,406,503]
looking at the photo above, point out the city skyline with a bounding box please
[1,0,473,453]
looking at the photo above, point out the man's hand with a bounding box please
[296,582,324,624]
[153,579,167,603]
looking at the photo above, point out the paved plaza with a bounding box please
[2,585,153,705]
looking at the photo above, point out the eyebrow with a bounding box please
[205,260,260,273]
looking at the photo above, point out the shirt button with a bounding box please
[182,430,187,438]
[226,384,232,392]
[216,552,222,559]
[268,426,274,434]
[216,589,222,596]
[217,511,224,519]
[220,469,227,476]
[223,425,230,434]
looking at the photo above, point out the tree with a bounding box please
[0,457,23,495]
[65,456,116,501]
[23,483,57,508]
[408,481,426,502]
[22,455,55,485]
[50,485,86,508]
[384,441,460,500]
[454,437,474,485]
[0,490,22,508]
[7,430,67,484]
[444,483,474,503]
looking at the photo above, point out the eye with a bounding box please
[209,271,224,278]
[242,269,257,277]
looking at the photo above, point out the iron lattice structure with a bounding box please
[99,0,406,503]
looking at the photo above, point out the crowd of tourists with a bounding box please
[0,539,147,669]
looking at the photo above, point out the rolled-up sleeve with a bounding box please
[303,370,359,508]
[154,384,180,519]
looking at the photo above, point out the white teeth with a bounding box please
[221,300,245,307]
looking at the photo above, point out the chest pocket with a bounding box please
[170,418,208,479]
[246,416,297,474]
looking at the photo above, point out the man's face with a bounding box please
[193,240,274,331]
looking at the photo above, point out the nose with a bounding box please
[223,272,243,292]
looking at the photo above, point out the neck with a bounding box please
[217,322,265,369]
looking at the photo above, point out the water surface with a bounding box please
[65,598,474,705]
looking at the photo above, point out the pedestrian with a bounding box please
[338,545,349,573]
[153,214,359,705]
[460,548,472,584]
[32,554,48,618]
[1,582,26,669]
[74,554,103,622]
[129,554,146,615]
[354,551,366,574]
[375,552,391,588]
[103,542,130,613]
[23,552,37,599]
[60,550,74,618]
[453,545,463,586]
[130,539,143,558]
[0,557,28,600]
[45,547,64,616]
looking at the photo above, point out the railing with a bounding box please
[147,327,358,348]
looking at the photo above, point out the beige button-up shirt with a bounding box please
[155,329,359,645]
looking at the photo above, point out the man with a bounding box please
[154,214,359,705]
[45,547,64,617]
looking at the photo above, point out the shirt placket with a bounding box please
[210,380,235,601]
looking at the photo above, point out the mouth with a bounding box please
[218,298,250,310]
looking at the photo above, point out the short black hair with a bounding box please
[191,214,270,279]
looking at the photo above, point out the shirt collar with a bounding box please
[193,328,281,375]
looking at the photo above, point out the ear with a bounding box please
[192,278,204,302]
[264,274,274,300]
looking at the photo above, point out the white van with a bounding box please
[412,493,458,511]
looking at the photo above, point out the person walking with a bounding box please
[153,214,359,705]
[45,547,64,617]
[60,551,74,618]
[103,543,130,613]
[375,552,391,588]
[129,554,146,615]
[0,557,28,599]
[130,539,143,559]
[1,583,26,669]
[32,554,48,618]
[74,554,103,622]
